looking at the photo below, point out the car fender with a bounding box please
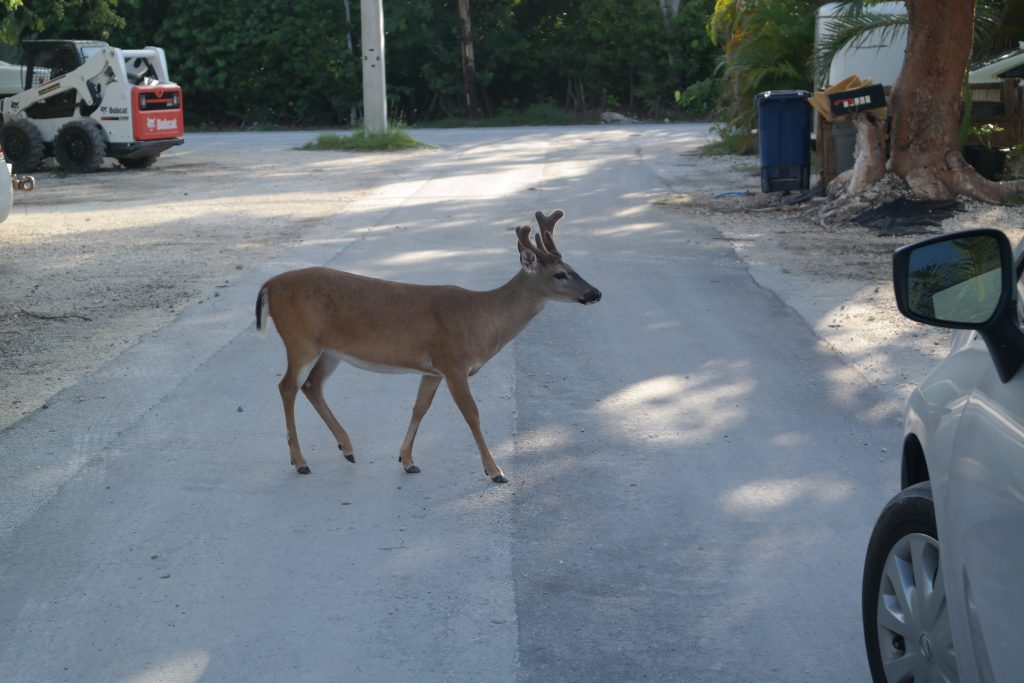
[0,160,13,223]
[904,335,992,511]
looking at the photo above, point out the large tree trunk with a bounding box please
[888,0,1019,201]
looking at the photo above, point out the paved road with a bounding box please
[0,126,898,681]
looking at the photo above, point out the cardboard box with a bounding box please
[828,83,887,118]
[807,75,887,122]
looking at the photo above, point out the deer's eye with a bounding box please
[553,272,568,280]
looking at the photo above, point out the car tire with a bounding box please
[53,120,106,173]
[118,154,159,170]
[862,481,958,682]
[0,119,45,173]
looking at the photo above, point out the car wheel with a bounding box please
[0,119,45,173]
[863,481,958,682]
[53,120,106,173]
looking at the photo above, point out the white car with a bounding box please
[863,228,1024,682]
[1,143,12,223]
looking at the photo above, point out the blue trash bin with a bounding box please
[755,90,811,193]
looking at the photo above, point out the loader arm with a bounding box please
[1,48,126,119]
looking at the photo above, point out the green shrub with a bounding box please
[677,77,719,118]
[706,0,816,155]
[297,129,426,152]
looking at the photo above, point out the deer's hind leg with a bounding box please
[301,351,356,462]
[279,342,321,474]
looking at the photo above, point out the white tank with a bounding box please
[0,60,25,98]
[816,2,908,88]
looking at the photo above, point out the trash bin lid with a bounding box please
[755,89,811,103]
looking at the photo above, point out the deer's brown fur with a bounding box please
[256,210,601,483]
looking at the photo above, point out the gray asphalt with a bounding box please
[0,126,898,681]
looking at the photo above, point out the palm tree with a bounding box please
[812,0,1004,85]
[815,0,1024,203]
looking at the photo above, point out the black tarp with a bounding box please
[853,198,961,236]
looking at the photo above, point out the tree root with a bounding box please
[819,174,908,226]
[846,114,887,196]
[837,143,1024,208]
[826,113,888,207]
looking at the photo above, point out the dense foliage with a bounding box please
[2,0,123,44]
[2,0,721,127]
[707,0,819,154]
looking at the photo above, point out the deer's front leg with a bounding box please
[445,372,508,484]
[399,374,442,474]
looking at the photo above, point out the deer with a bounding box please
[255,210,601,484]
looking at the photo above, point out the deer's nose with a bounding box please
[580,288,602,305]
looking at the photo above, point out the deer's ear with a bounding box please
[519,242,539,272]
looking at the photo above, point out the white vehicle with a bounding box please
[863,228,1024,682]
[969,46,1024,85]
[1,144,12,222]
[817,5,1020,88]
[0,59,28,97]
[1,141,36,224]
[816,2,908,88]
[0,39,183,173]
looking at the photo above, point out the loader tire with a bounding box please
[0,119,45,173]
[53,120,106,173]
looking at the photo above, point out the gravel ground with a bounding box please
[3,135,1023,432]
[0,142,438,430]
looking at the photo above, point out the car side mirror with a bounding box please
[893,228,1024,382]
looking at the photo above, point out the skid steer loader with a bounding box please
[0,40,183,173]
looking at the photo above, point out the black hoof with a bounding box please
[404,465,421,474]
[339,446,355,463]
[492,474,509,484]
[297,465,311,475]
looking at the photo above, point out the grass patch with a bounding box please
[297,128,427,152]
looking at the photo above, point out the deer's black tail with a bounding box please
[256,285,269,332]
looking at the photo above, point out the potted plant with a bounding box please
[964,123,1007,180]
[1005,143,1024,179]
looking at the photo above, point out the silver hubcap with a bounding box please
[876,532,958,682]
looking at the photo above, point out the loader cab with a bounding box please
[20,40,107,89]
[17,40,107,120]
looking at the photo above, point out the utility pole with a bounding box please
[457,0,478,118]
[361,0,387,134]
